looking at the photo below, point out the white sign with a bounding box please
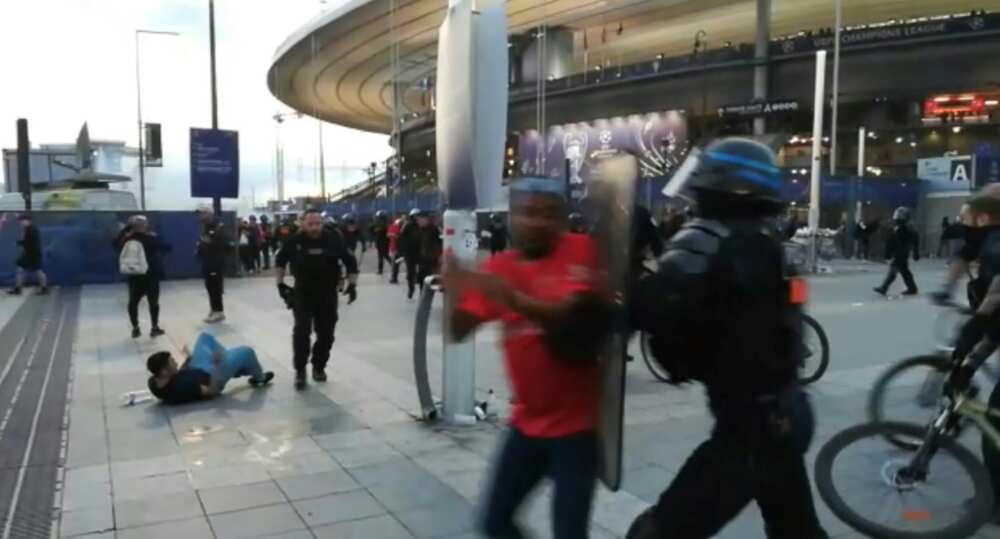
[917,155,972,184]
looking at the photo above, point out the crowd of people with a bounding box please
[30,134,1000,538]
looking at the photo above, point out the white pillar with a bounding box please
[808,50,827,272]
[441,209,478,422]
[856,126,865,222]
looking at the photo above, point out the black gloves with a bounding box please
[277,283,295,310]
[344,283,358,304]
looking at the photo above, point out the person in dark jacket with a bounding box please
[259,215,273,270]
[413,211,442,299]
[488,213,509,256]
[113,215,172,338]
[370,211,392,275]
[396,209,422,298]
[339,213,367,261]
[196,209,233,323]
[874,207,920,296]
[8,214,47,295]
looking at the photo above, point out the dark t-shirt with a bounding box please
[276,231,358,294]
[148,368,210,404]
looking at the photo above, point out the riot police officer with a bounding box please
[370,210,392,275]
[276,209,359,390]
[340,213,367,261]
[627,138,828,539]
[873,206,920,296]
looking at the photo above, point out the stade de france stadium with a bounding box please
[269,0,1000,244]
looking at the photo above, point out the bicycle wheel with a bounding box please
[639,331,670,383]
[867,355,951,451]
[815,421,993,539]
[798,314,830,385]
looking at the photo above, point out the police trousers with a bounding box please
[630,414,828,539]
[292,295,339,371]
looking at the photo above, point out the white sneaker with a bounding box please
[204,312,224,324]
[215,312,226,322]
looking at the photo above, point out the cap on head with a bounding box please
[510,177,566,201]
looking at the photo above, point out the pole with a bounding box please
[857,126,865,221]
[829,0,842,175]
[318,120,326,200]
[135,31,146,210]
[753,0,770,136]
[808,50,827,273]
[209,0,221,215]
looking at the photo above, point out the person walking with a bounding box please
[8,214,48,295]
[627,138,828,539]
[370,211,392,275]
[276,209,359,390]
[444,178,610,539]
[339,213,367,264]
[259,215,273,270]
[196,209,232,323]
[238,220,257,275]
[874,207,920,296]
[114,215,172,338]
[248,215,263,272]
[413,210,442,298]
[397,209,422,298]
[387,214,402,284]
[937,216,952,258]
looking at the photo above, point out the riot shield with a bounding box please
[580,153,637,491]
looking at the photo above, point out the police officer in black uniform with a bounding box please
[874,206,920,296]
[340,213,367,261]
[370,211,392,275]
[627,138,828,539]
[276,209,359,390]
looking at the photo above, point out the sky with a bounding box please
[0,0,391,212]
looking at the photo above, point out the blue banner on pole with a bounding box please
[190,128,239,198]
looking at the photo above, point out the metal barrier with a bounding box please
[412,274,442,421]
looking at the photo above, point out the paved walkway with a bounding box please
[36,268,1000,539]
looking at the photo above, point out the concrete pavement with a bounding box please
[5,259,999,538]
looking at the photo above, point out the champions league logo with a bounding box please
[563,130,589,185]
[634,114,687,179]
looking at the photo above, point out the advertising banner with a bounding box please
[517,111,688,188]
[190,128,239,199]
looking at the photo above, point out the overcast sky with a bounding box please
[0,0,391,212]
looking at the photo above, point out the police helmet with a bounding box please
[375,210,387,221]
[342,212,356,224]
[663,137,784,210]
[409,208,422,218]
[893,206,912,223]
[568,212,585,231]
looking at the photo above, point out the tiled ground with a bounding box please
[53,267,1000,538]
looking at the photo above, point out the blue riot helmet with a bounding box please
[663,137,785,215]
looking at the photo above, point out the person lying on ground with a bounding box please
[146,332,274,404]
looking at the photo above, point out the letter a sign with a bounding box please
[950,158,972,183]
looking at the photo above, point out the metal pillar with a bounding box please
[829,0,843,175]
[208,0,222,215]
[441,209,478,423]
[318,121,326,199]
[753,0,770,136]
[808,50,827,273]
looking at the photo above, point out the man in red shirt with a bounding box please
[387,215,402,284]
[444,178,610,539]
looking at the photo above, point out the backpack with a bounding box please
[119,239,149,276]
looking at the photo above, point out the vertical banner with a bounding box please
[190,128,240,199]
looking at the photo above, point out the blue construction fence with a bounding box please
[319,174,921,223]
[0,211,237,287]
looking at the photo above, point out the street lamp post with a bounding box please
[135,29,179,210]
[208,0,221,215]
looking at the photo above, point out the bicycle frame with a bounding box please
[957,395,1000,448]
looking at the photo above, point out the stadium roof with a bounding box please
[268,0,983,134]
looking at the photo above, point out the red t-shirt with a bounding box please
[457,233,601,438]
[388,220,401,253]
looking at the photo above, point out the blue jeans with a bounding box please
[188,333,264,390]
[480,429,598,539]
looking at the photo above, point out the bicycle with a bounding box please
[867,305,1000,450]
[637,312,829,385]
[815,374,999,538]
